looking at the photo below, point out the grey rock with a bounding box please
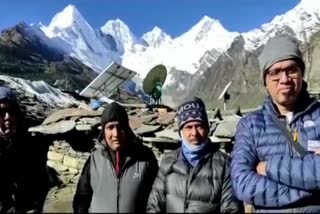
[48,151,64,162]
[213,116,240,138]
[157,112,176,125]
[134,124,162,135]
[77,117,100,126]
[28,120,76,134]
[42,108,103,125]
[142,137,178,144]
[75,124,92,131]
[140,114,158,125]
[63,156,79,169]
[210,135,232,143]
[155,129,180,141]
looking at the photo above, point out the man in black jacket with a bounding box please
[0,86,49,213]
[147,97,243,213]
[73,102,159,213]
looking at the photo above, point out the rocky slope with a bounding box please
[0,22,97,91]
[189,28,320,110]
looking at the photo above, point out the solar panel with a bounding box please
[79,61,137,99]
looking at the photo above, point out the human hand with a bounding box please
[256,161,267,176]
[315,148,320,155]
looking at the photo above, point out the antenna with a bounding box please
[218,81,232,111]
[142,64,167,105]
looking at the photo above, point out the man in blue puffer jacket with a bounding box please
[231,34,320,213]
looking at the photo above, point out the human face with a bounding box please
[104,121,126,151]
[265,59,303,110]
[0,101,17,138]
[181,121,208,145]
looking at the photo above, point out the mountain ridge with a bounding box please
[2,1,320,108]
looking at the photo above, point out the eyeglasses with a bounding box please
[267,65,301,81]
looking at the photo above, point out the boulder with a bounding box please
[28,120,76,134]
[42,108,103,125]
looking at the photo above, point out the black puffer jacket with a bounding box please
[0,131,49,213]
[147,143,243,213]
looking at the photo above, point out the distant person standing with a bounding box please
[73,102,158,213]
[0,86,49,213]
[89,96,102,110]
[147,97,242,213]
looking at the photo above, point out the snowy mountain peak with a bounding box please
[141,26,172,48]
[145,26,165,37]
[63,4,79,16]
[100,19,138,54]
[177,15,237,46]
[195,15,226,34]
[243,0,320,50]
[103,18,128,29]
[298,0,320,11]
[40,4,118,72]
[198,15,217,24]
[45,4,86,32]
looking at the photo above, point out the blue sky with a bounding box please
[0,0,300,38]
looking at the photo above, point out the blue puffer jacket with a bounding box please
[231,89,320,212]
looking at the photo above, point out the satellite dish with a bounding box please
[218,81,232,100]
[218,81,232,111]
[143,64,167,104]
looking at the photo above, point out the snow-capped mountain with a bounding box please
[100,19,138,54]
[37,0,320,88]
[39,4,239,80]
[40,4,120,71]
[242,0,320,50]
[121,15,239,83]
[141,26,173,48]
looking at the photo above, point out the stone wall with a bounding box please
[47,140,89,184]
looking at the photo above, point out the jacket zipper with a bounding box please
[286,123,294,156]
[117,176,120,213]
[116,158,130,213]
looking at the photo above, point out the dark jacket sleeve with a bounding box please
[73,157,93,213]
[220,157,244,213]
[231,119,310,207]
[146,156,169,213]
[139,148,159,212]
[15,135,50,213]
[266,154,320,191]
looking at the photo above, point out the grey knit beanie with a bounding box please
[258,34,305,84]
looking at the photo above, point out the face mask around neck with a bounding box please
[180,131,208,151]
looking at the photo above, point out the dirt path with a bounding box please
[43,185,76,213]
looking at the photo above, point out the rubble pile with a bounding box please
[0,76,82,127]
[35,103,254,213]
[28,104,246,181]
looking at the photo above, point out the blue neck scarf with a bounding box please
[181,136,209,167]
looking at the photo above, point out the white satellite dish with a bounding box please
[217,81,232,111]
[218,81,232,100]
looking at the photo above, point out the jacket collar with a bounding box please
[264,85,318,125]
[98,138,139,164]
[177,140,219,163]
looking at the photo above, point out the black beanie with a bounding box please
[101,102,129,130]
